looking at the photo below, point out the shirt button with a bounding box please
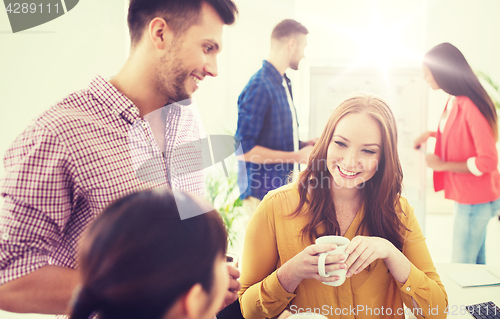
[406,287,410,291]
[1,233,9,241]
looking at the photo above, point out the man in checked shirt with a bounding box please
[0,0,240,315]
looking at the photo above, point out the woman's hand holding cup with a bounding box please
[315,236,351,286]
[291,243,347,282]
[344,235,394,278]
[277,242,347,293]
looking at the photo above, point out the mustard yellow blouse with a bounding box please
[238,183,448,319]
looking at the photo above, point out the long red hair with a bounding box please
[293,93,408,250]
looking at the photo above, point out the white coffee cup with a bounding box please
[315,235,350,286]
[288,313,328,319]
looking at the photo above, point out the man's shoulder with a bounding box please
[247,65,279,88]
[32,86,108,134]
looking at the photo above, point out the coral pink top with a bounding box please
[433,96,500,204]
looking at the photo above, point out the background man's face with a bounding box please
[289,33,307,70]
[156,3,224,102]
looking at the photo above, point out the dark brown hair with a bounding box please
[69,189,227,319]
[423,42,498,140]
[271,19,309,40]
[293,93,408,250]
[128,0,238,45]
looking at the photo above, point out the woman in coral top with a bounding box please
[239,93,447,319]
[415,43,500,264]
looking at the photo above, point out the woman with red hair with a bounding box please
[240,93,447,319]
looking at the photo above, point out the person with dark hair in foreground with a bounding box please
[0,0,239,315]
[415,42,500,264]
[240,93,447,319]
[69,189,292,319]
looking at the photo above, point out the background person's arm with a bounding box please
[0,266,79,314]
[425,154,470,173]
[413,130,436,149]
[299,138,319,149]
[237,145,313,164]
[461,98,498,174]
[425,99,498,175]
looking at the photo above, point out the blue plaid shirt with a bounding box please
[235,60,298,200]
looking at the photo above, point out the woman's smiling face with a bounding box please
[326,112,382,191]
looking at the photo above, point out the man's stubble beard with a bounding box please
[156,44,191,103]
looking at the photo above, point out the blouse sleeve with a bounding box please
[463,98,498,173]
[238,195,296,319]
[397,199,448,318]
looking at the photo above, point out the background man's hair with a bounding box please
[128,0,238,45]
[271,19,308,40]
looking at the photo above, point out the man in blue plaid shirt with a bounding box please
[235,19,317,215]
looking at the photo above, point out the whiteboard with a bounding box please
[309,67,428,231]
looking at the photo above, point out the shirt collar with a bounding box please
[88,75,140,124]
[263,60,284,85]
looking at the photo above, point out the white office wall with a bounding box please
[196,0,500,143]
[2,0,499,163]
[0,0,129,180]
[423,0,500,136]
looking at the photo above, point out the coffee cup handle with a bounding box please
[318,252,329,277]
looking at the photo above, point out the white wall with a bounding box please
[0,0,129,179]
[197,0,500,145]
[2,0,500,163]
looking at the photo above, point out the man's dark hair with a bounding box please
[271,19,308,40]
[128,0,238,45]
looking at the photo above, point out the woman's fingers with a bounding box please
[313,262,346,282]
[305,243,337,256]
[293,243,340,281]
[313,274,340,282]
[345,236,393,277]
[347,249,374,277]
[311,253,345,266]
[352,253,378,275]
[324,261,347,273]
[345,241,368,269]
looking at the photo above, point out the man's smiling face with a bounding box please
[156,2,224,103]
